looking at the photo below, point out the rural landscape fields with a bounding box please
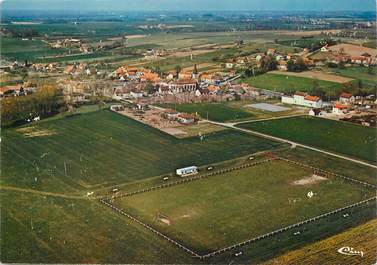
[1,3,377,265]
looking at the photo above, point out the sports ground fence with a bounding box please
[99,156,377,259]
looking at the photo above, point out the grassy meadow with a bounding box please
[241,73,345,94]
[1,109,282,193]
[238,116,376,162]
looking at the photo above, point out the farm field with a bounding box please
[268,70,354,83]
[160,102,254,122]
[1,190,193,264]
[113,158,373,254]
[240,72,345,94]
[263,219,377,265]
[238,116,376,162]
[328,66,377,89]
[1,109,282,193]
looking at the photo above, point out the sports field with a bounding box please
[237,116,376,162]
[241,73,345,94]
[113,159,373,254]
[1,109,281,193]
[161,103,253,122]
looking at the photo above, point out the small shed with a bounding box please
[176,166,198,177]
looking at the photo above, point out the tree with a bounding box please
[1,82,66,128]
[261,55,277,72]
[287,60,295,72]
[145,81,155,94]
[175,65,181,78]
[193,64,198,75]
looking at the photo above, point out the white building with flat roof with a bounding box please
[176,166,198,177]
[282,92,323,108]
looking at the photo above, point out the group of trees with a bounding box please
[2,28,39,38]
[260,55,278,72]
[1,84,66,128]
[287,57,307,72]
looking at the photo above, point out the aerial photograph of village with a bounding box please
[0,0,376,264]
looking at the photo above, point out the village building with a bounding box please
[339,92,355,103]
[177,113,196,125]
[309,108,323,117]
[332,103,349,115]
[282,92,323,108]
[168,79,197,94]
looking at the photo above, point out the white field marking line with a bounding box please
[207,120,377,169]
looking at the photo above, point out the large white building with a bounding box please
[282,92,323,108]
[168,79,197,94]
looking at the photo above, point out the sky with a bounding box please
[1,0,375,12]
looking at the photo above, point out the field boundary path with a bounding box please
[207,120,377,169]
[0,186,90,200]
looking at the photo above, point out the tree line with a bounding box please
[1,84,66,128]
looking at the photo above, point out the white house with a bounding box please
[282,92,323,108]
[176,166,198,177]
[309,108,323,116]
[339,92,355,103]
[130,91,144,99]
[332,103,348,115]
[225,62,235,69]
[321,45,329,52]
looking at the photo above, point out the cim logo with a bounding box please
[338,247,364,258]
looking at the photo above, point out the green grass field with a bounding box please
[1,190,193,264]
[161,102,254,122]
[238,116,376,162]
[328,66,377,89]
[240,73,345,94]
[114,159,373,253]
[1,38,69,61]
[1,109,281,193]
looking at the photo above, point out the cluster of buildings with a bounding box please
[281,90,376,125]
[162,109,197,125]
[314,43,377,66]
[0,84,36,98]
[110,65,243,101]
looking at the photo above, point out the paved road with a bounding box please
[207,120,377,169]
